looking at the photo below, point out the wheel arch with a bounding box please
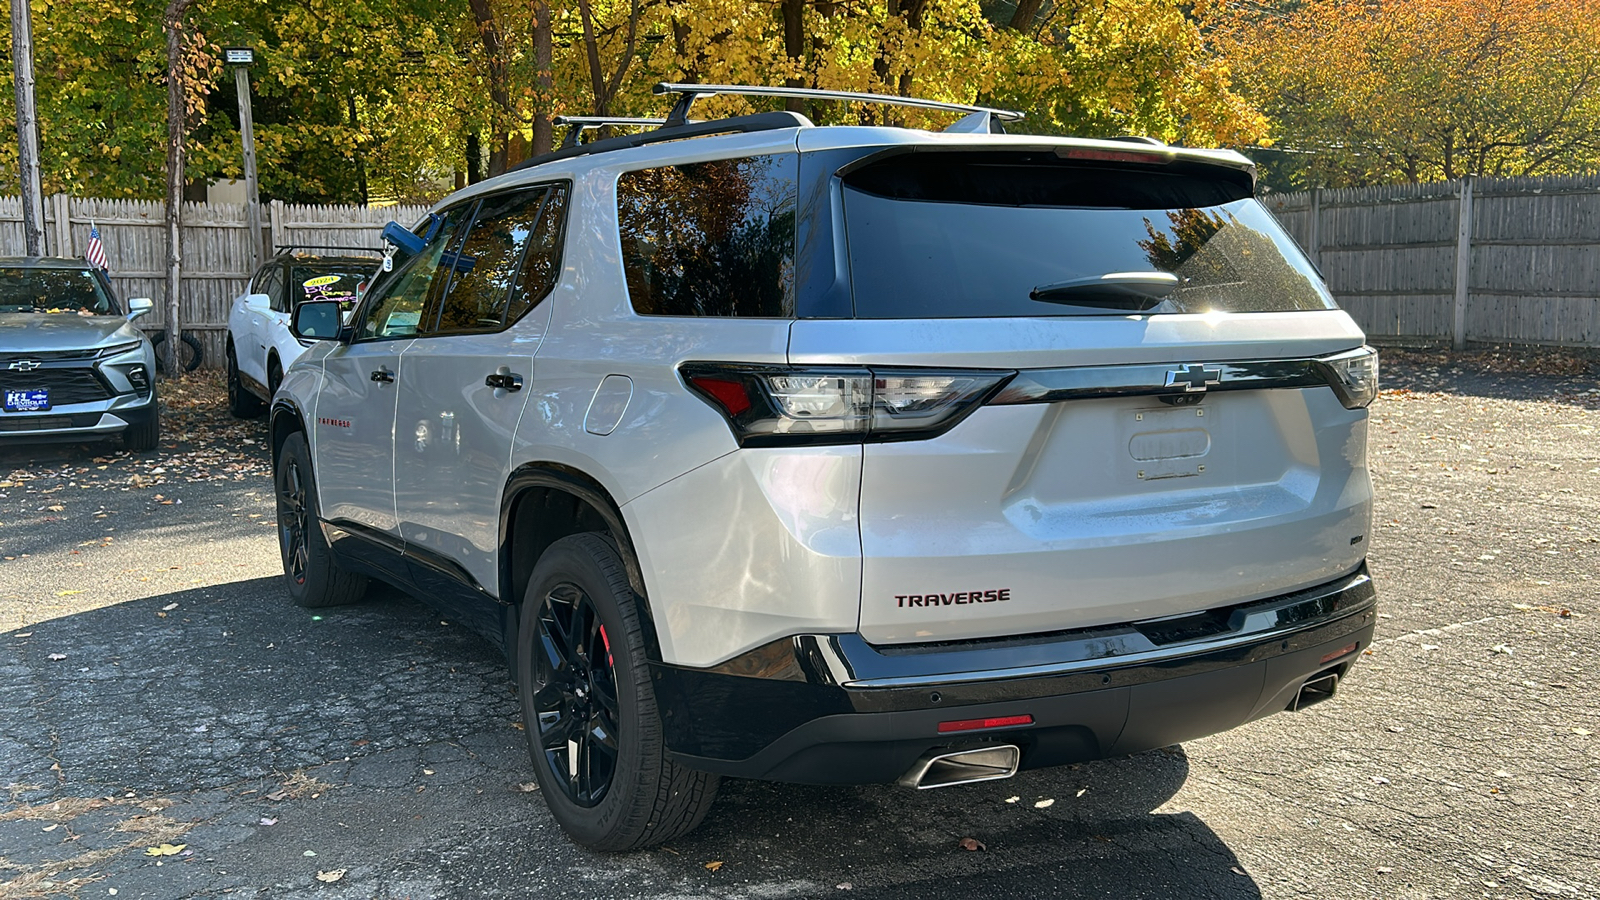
[500,463,660,658]
[269,397,306,472]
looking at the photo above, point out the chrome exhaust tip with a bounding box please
[898,745,1021,790]
[1290,671,1339,711]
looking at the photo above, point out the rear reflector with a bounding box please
[937,714,1034,734]
[1320,642,1359,664]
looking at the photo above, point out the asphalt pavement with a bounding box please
[1,356,1597,900]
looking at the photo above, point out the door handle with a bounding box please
[370,367,395,384]
[485,371,524,392]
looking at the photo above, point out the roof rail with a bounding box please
[653,82,1024,127]
[554,116,668,149]
[506,111,812,174]
[273,245,383,256]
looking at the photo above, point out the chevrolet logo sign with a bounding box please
[6,360,42,372]
[1165,364,1222,392]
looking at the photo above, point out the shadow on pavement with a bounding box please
[2,583,1262,899]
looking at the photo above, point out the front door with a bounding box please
[312,205,472,550]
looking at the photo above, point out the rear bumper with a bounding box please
[652,566,1378,784]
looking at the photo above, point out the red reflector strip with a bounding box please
[689,376,752,416]
[937,714,1033,734]
[1320,642,1359,664]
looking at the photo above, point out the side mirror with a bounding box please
[291,300,348,342]
[245,292,273,313]
[127,297,153,321]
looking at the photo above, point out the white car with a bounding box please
[225,250,377,416]
[269,85,1379,851]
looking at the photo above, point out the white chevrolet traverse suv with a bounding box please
[270,85,1380,850]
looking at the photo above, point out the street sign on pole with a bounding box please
[10,0,47,257]
[226,47,264,273]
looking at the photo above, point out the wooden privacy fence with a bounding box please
[1265,175,1600,349]
[8,179,1599,357]
[0,196,427,368]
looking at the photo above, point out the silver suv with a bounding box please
[270,85,1380,851]
[0,257,159,450]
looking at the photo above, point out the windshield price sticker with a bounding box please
[4,389,50,412]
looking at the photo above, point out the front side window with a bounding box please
[422,183,570,336]
[354,206,471,341]
[617,154,797,318]
[0,267,117,315]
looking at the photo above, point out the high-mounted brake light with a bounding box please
[1056,147,1175,165]
[681,364,1014,447]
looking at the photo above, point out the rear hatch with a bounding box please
[789,147,1376,645]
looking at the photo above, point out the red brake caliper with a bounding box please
[599,625,612,667]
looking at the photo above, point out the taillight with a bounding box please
[681,364,1014,447]
[1317,345,1379,409]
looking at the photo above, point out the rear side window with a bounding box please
[617,154,797,318]
[423,183,570,335]
[840,151,1335,319]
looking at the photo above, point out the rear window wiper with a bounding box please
[1030,272,1180,311]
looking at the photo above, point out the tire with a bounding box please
[122,396,161,453]
[227,346,265,418]
[267,356,283,398]
[517,533,719,850]
[151,331,204,374]
[275,432,368,608]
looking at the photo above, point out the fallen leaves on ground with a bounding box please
[704,861,724,872]
[958,837,986,851]
[144,843,185,856]
[1033,798,1055,808]
[316,869,346,883]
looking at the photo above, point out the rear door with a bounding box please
[242,263,282,386]
[791,148,1377,645]
[393,183,569,609]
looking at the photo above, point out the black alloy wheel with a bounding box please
[530,582,622,807]
[277,454,310,587]
[272,432,366,607]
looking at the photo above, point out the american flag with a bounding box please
[84,223,109,270]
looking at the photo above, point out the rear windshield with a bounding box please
[290,265,373,309]
[840,152,1334,319]
[0,267,117,315]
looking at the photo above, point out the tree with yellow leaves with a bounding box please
[1214,0,1600,187]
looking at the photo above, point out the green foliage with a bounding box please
[8,0,1268,204]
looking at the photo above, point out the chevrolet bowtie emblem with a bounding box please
[1166,364,1222,392]
[6,360,42,372]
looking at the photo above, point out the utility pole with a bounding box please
[10,0,46,256]
[224,47,263,272]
